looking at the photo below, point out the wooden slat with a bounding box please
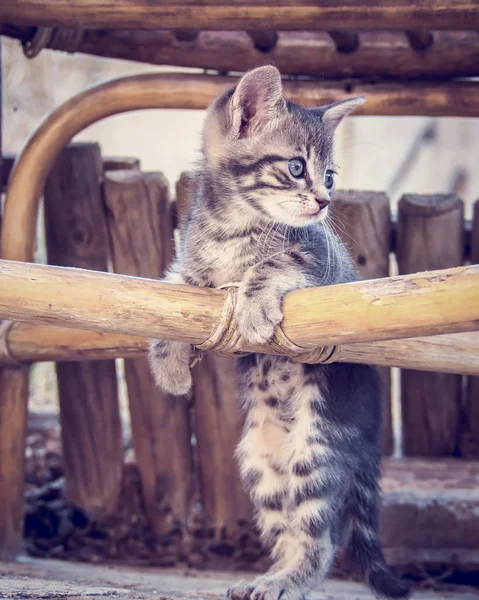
[104,170,194,536]
[0,1,477,31]
[44,143,123,516]
[0,41,29,559]
[462,199,479,458]
[397,194,464,456]
[0,368,29,558]
[331,190,393,454]
[2,153,141,191]
[175,171,197,230]
[193,355,252,532]
[4,27,479,80]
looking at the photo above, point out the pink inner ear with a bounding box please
[240,78,266,125]
[234,68,284,137]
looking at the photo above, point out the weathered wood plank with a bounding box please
[397,194,464,456]
[4,27,479,80]
[0,41,30,559]
[461,199,479,458]
[1,0,477,31]
[332,190,393,454]
[0,367,29,558]
[104,170,194,536]
[44,143,123,516]
[193,354,252,531]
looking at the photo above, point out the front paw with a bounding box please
[149,340,192,395]
[235,291,283,345]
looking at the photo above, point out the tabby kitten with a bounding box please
[149,66,410,600]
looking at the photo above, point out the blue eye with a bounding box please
[288,158,305,178]
[324,170,335,190]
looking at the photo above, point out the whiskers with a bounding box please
[326,212,360,249]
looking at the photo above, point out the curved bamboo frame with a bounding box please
[4,72,479,264]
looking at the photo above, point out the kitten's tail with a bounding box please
[349,480,411,599]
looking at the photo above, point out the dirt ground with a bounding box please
[0,558,478,600]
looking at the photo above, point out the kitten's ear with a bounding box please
[230,65,286,139]
[313,96,365,132]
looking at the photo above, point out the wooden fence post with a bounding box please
[175,173,252,536]
[397,194,464,456]
[331,190,393,455]
[461,199,479,457]
[44,143,123,516]
[0,41,29,559]
[104,169,194,537]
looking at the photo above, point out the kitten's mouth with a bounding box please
[300,206,328,221]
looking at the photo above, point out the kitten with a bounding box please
[149,66,410,600]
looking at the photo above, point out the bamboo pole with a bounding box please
[0,1,477,31]
[4,73,479,265]
[4,27,479,80]
[0,260,478,351]
[2,322,479,376]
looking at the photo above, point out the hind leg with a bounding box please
[230,384,341,600]
[229,391,291,600]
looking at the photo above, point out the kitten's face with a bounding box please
[203,66,364,228]
[226,111,337,228]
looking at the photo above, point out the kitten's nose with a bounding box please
[315,198,330,211]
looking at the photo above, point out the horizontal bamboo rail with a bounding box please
[4,74,479,266]
[0,1,477,31]
[4,27,479,80]
[0,260,478,356]
[2,322,478,376]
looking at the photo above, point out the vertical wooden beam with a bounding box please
[175,171,197,230]
[331,190,393,455]
[462,199,479,457]
[0,40,30,559]
[44,143,123,516]
[175,172,252,534]
[0,41,2,244]
[397,194,464,456]
[192,354,252,532]
[104,170,194,536]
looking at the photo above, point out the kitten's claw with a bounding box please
[235,292,283,345]
[227,580,254,599]
[227,578,304,600]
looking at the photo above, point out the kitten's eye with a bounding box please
[288,158,305,179]
[324,170,335,190]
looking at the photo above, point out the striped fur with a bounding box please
[149,66,410,600]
